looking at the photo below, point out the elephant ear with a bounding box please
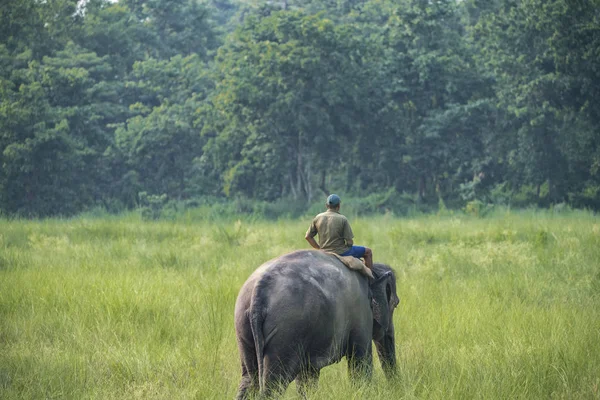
[371,271,392,332]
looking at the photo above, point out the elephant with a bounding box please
[234,249,400,399]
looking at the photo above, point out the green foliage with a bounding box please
[472,0,600,205]
[337,189,420,217]
[463,199,494,218]
[202,9,385,201]
[1,0,599,217]
[137,192,168,220]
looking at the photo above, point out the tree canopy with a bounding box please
[1,0,599,216]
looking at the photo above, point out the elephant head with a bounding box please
[370,265,400,378]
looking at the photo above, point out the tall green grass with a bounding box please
[1,209,599,399]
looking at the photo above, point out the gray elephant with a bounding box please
[234,249,400,399]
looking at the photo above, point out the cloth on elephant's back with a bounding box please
[328,253,373,279]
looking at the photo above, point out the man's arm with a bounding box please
[305,233,321,250]
[343,219,354,247]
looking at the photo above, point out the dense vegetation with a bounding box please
[1,0,599,217]
[1,211,599,398]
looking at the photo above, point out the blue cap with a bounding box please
[326,194,341,206]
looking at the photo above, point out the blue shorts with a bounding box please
[341,245,366,259]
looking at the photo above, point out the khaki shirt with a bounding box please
[306,210,354,255]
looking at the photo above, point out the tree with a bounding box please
[114,55,213,201]
[121,0,220,59]
[203,10,384,201]
[0,42,120,215]
[373,0,493,203]
[474,0,600,205]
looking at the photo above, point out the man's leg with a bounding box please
[363,247,373,270]
[342,245,373,270]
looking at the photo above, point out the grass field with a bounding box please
[1,209,599,399]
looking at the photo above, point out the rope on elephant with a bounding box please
[328,252,373,279]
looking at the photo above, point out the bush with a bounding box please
[339,189,420,217]
[489,182,513,206]
[464,200,494,217]
[568,183,600,210]
[138,192,168,221]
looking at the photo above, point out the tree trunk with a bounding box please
[305,157,312,203]
[418,175,426,201]
[293,131,315,200]
[319,171,328,196]
[296,133,304,198]
[289,172,297,199]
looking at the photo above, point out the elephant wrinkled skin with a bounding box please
[234,250,400,398]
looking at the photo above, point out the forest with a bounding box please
[1,0,599,217]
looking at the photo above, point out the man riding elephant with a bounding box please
[305,194,374,271]
[234,250,399,399]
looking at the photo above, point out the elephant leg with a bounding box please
[262,351,300,398]
[296,365,320,399]
[236,340,259,400]
[236,361,259,400]
[347,340,373,383]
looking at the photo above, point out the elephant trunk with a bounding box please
[375,328,397,379]
[370,266,399,380]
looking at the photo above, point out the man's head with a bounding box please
[326,194,341,210]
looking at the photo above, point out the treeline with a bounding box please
[1,0,599,217]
